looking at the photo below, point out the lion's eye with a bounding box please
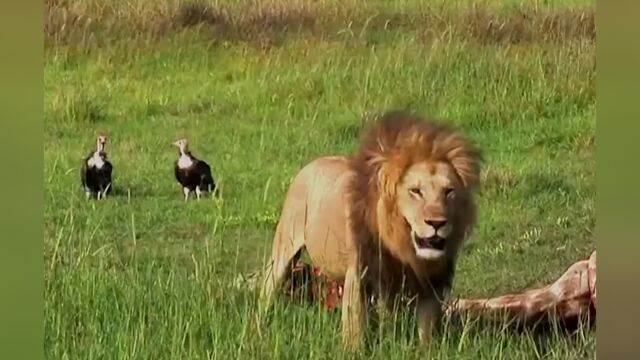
[444,187,455,197]
[409,188,422,197]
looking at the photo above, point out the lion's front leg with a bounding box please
[417,293,444,345]
[341,263,365,350]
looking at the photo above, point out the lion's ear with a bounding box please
[377,157,404,202]
[450,154,481,191]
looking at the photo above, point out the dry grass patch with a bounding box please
[45,0,595,48]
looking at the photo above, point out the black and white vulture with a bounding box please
[172,138,216,201]
[81,135,113,200]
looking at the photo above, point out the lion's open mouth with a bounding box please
[413,234,446,251]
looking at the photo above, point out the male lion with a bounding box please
[259,111,481,349]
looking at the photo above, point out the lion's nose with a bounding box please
[425,219,447,230]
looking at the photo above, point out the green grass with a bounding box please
[44,0,595,358]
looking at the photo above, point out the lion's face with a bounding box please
[396,161,462,261]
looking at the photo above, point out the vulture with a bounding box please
[172,138,216,201]
[81,135,113,200]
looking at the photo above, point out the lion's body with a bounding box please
[268,156,353,281]
[260,111,481,350]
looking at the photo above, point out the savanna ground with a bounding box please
[44,0,596,358]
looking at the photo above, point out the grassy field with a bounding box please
[44,0,596,358]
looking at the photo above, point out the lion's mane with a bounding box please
[347,110,482,295]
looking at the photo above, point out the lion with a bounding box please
[259,111,481,349]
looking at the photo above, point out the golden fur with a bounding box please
[259,111,481,349]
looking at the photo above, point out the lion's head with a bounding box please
[396,160,471,260]
[350,111,481,267]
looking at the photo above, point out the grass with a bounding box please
[44,0,595,358]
